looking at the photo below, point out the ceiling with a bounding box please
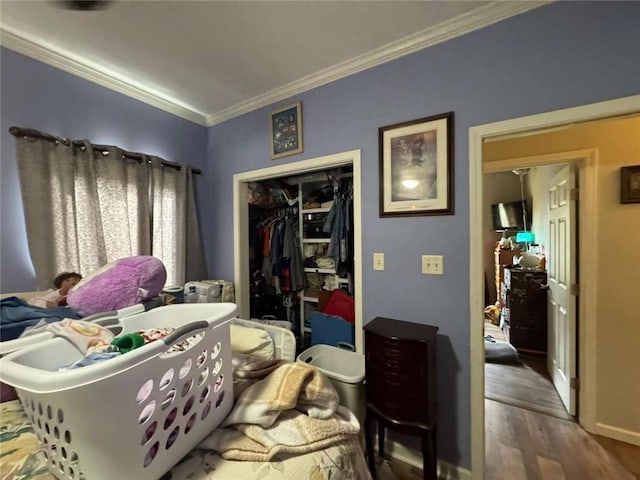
[0,1,544,126]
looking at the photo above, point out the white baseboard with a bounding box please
[376,435,471,480]
[594,423,640,446]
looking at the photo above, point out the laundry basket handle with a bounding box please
[336,341,355,351]
[163,320,209,346]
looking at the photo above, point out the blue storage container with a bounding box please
[310,311,354,348]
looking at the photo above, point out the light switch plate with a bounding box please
[422,255,444,275]
[373,253,385,271]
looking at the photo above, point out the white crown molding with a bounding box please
[207,1,548,125]
[0,27,209,126]
[1,1,547,128]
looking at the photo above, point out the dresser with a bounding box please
[364,317,438,480]
[494,247,521,307]
[502,267,548,353]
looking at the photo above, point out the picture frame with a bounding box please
[620,165,640,204]
[270,101,303,160]
[379,111,454,217]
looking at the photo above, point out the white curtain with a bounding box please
[15,132,205,290]
[150,157,206,287]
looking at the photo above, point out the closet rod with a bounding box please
[9,126,202,175]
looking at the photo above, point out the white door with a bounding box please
[547,164,577,415]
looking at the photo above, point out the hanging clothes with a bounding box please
[249,206,304,311]
[283,216,305,291]
[323,178,353,273]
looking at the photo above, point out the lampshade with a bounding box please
[515,231,536,243]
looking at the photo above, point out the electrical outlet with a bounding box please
[373,253,385,271]
[422,255,444,275]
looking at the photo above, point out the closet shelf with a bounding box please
[302,238,330,243]
[304,268,336,274]
[302,207,331,214]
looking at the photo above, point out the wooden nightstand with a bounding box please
[364,317,438,480]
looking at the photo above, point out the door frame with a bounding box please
[486,153,589,416]
[233,149,364,353]
[469,94,640,478]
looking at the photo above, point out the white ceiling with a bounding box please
[0,1,544,126]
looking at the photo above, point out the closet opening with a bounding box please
[233,150,363,355]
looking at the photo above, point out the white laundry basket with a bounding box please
[0,303,237,480]
[297,344,366,429]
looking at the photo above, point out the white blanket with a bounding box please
[198,361,360,461]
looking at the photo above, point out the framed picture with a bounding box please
[621,165,640,204]
[379,111,454,217]
[270,101,303,159]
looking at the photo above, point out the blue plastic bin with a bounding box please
[310,311,354,348]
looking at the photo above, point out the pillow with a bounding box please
[67,256,166,316]
[230,324,275,360]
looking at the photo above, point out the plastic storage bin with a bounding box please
[0,303,237,480]
[297,344,365,428]
[310,311,354,347]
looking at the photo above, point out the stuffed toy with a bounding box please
[67,256,167,316]
[483,303,501,325]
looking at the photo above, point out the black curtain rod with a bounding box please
[9,126,202,175]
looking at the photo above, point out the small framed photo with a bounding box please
[270,101,303,160]
[379,111,454,217]
[621,165,640,204]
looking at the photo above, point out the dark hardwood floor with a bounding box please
[485,352,573,421]
[383,457,423,480]
[486,399,639,480]
[484,322,639,480]
[484,321,572,421]
[592,434,640,480]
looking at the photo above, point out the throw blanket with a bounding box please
[198,361,360,461]
[0,296,81,341]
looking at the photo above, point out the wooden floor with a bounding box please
[486,398,640,480]
[382,456,423,480]
[484,322,572,421]
[485,353,573,421]
[376,405,640,480]
[484,321,640,479]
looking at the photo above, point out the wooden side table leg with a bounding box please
[421,426,437,480]
[378,423,385,459]
[365,412,377,479]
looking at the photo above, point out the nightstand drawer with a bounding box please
[366,354,427,379]
[365,369,429,423]
[366,366,423,399]
[365,331,427,373]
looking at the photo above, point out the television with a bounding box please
[491,200,530,231]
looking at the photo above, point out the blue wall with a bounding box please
[0,48,209,292]
[1,0,639,470]
[206,2,640,468]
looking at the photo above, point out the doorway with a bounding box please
[482,161,579,422]
[469,94,640,478]
[232,149,365,353]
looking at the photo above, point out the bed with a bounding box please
[0,309,372,480]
